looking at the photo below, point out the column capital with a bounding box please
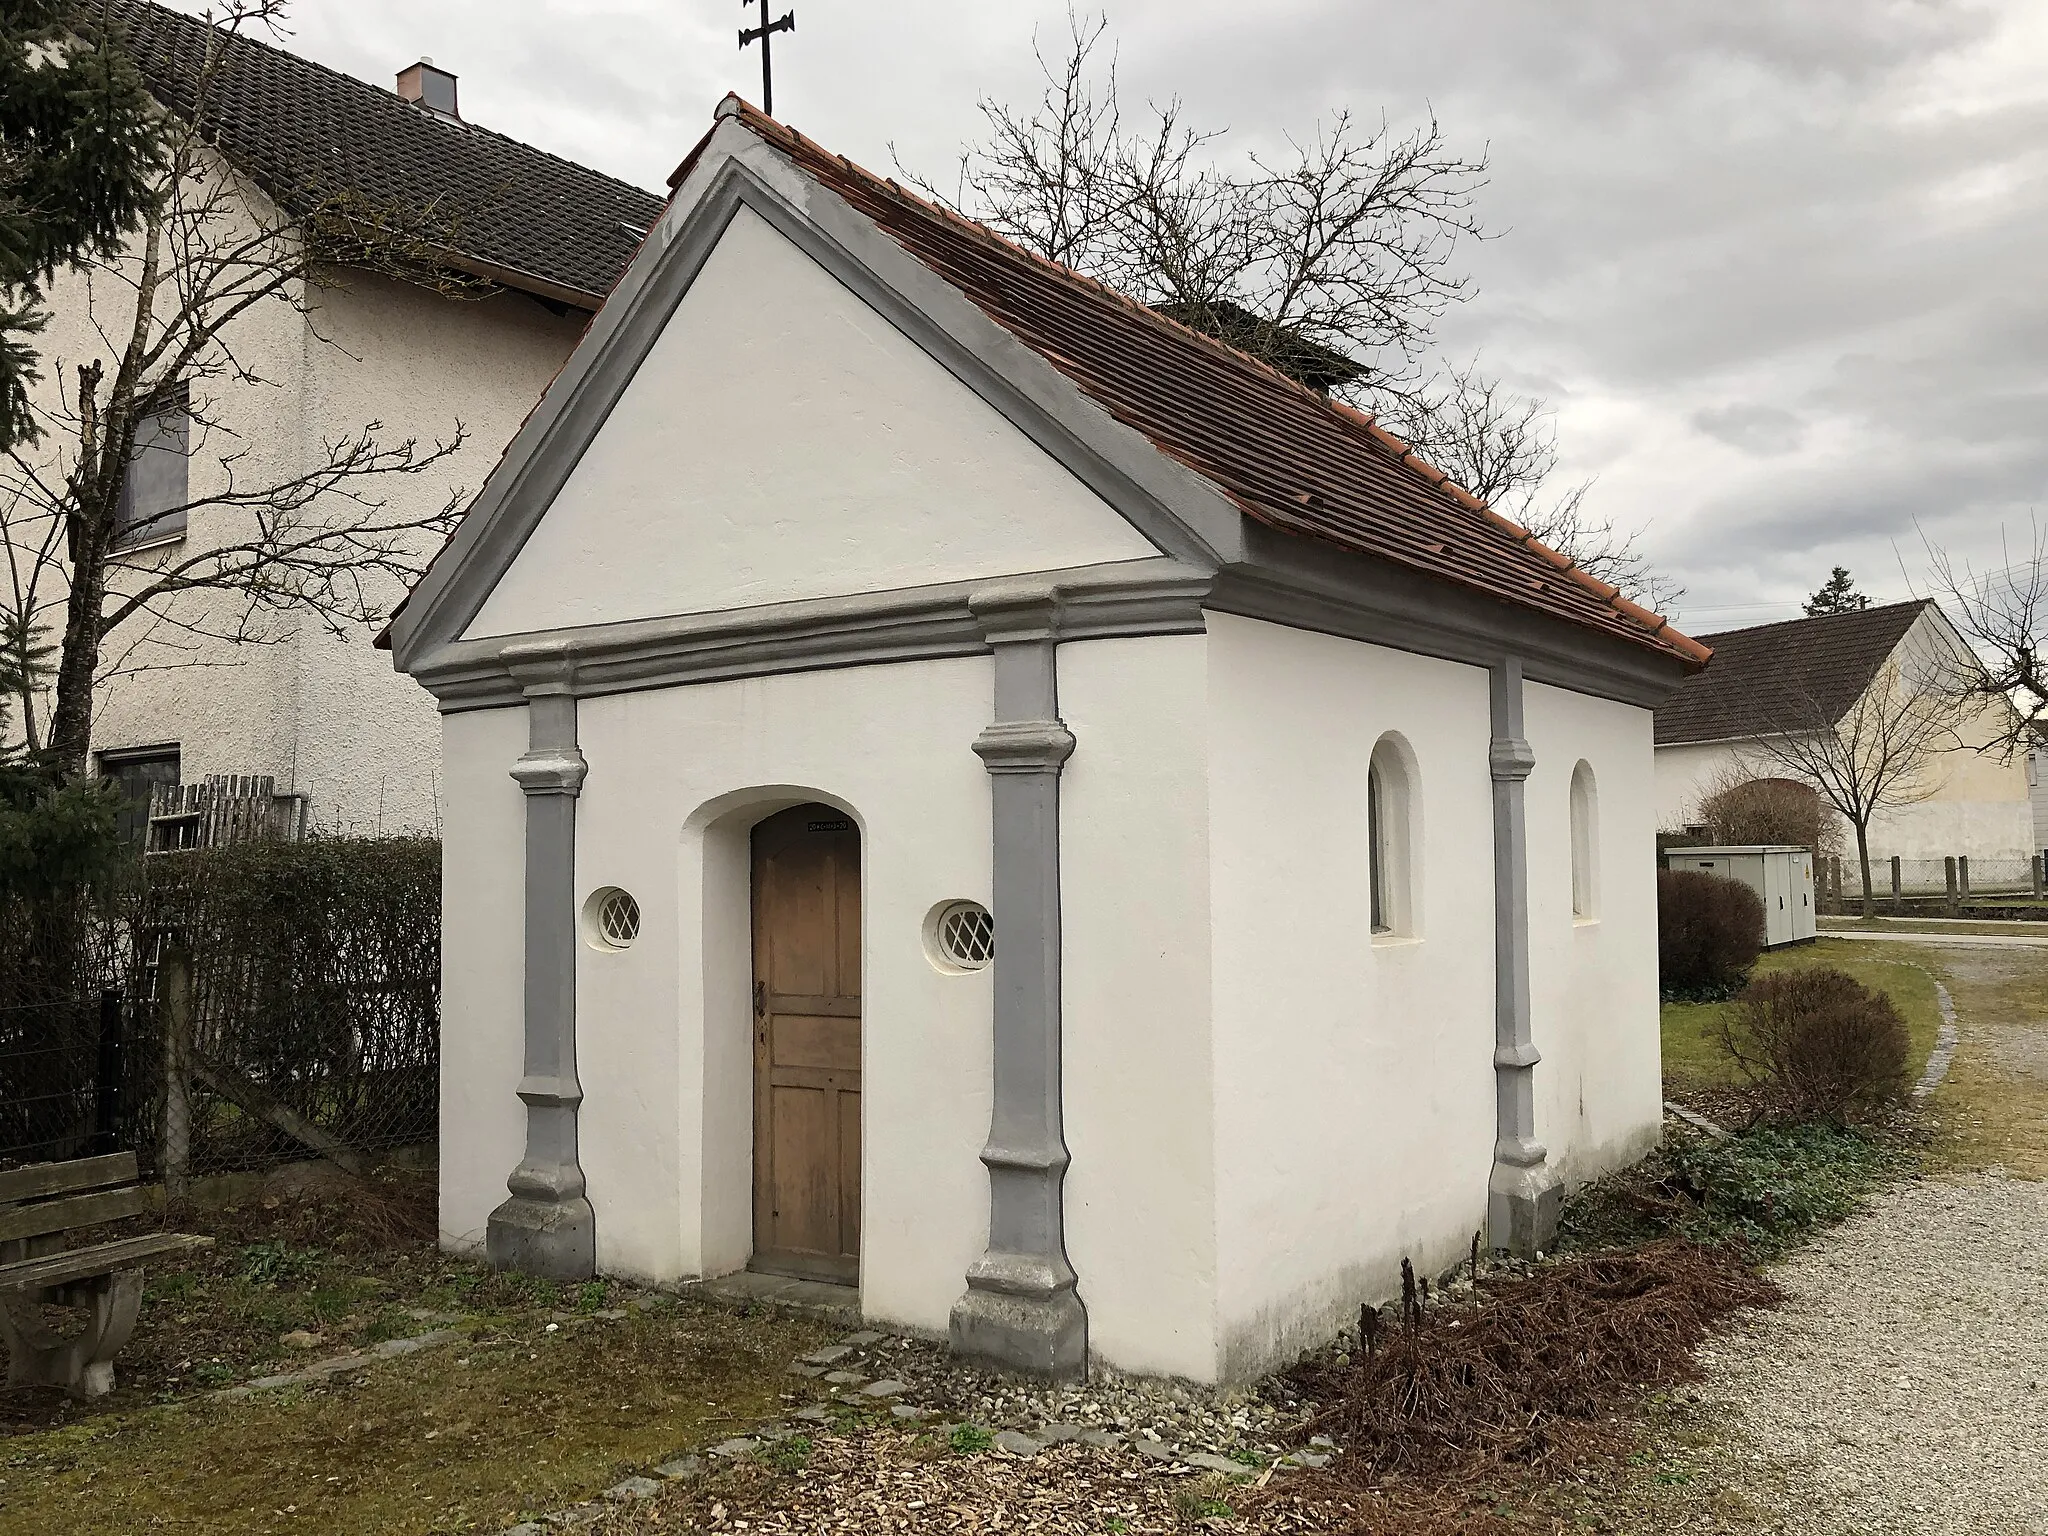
[512,746,588,797]
[504,641,580,697]
[1489,736,1536,782]
[969,581,1061,644]
[973,720,1076,774]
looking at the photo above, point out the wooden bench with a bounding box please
[0,1153,211,1399]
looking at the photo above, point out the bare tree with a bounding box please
[1390,360,1679,605]
[899,8,1677,605]
[0,0,479,777]
[1735,660,1960,916]
[1925,525,2048,759]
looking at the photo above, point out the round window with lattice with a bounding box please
[583,887,641,951]
[925,899,993,973]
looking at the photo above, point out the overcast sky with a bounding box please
[196,1,2048,636]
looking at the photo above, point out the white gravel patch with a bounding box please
[1697,1173,2048,1535]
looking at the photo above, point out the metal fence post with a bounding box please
[1959,855,1972,903]
[2036,852,2045,900]
[160,944,193,1203]
[93,989,123,1155]
[1891,856,1903,913]
[1945,857,1959,915]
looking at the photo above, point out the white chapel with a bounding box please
[387,98,1710,1383]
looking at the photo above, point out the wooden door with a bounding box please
[750,805,862,1283]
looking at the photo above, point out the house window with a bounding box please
[1367,733,1418,940]
[1570,760,1599,921]
[113,386,189,549]
[98,745,180,848]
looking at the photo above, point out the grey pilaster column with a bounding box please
[486,647,596,1281]
[1486,657,1562,1256]
[950,586,1087,1378]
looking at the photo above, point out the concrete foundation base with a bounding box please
[1487,1160,1564,1258]
[949,1282,1087,1378]
[486,1193,596,1281]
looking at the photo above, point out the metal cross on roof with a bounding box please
[739,0,795,118]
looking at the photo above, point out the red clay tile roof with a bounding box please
[1655,600,1931,746]
[100,1,666,308]
[677,98,1708,671]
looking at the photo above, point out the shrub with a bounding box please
[1657,868,1763,998]
[1696,775,1837,860]
[1718,967,1912,1124]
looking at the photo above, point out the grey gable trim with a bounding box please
[389,130,1247,671]
[391,122,1692,712]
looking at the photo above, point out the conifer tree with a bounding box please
[1804,566,1871,616]
[1,0,165,451]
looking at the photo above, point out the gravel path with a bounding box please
[1697,1173,2048,1535]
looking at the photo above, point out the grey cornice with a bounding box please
[409,559,1215,712]
[1211,525,1693,710]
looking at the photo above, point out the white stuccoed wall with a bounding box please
[462,204,1156,641]
[437,703,530,1253]
[1523,682,1663,1187]
[1059,634,1219,1379]
[1202,613,1499,1380]
[570,658,998,1331]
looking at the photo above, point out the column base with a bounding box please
[487,1193,596,1281]
[950,1280,1087,1378]
[1487,1160,1563,1258]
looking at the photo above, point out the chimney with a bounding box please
[396,57,459,120]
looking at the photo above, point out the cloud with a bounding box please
[1691,404,1808,456]
[162,0,2047,623]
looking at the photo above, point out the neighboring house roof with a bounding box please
[1654,599,1932,746]
[662,101,1708,671]
[100,1,666,309]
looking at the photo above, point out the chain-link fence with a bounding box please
[1819,851,2047,909]
[0,837,439,1181]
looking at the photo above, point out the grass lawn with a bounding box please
[1660,937,1945,1098]
[0,1180,834,1535]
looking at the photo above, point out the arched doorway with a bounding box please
[749,803,862,1283]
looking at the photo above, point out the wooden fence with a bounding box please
[145,775,306,855]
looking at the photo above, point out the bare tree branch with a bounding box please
[897,6,1678,608]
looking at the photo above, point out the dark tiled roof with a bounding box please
[674,100,1709,670]
[102,1,665,307]
[1654,600,1931,746]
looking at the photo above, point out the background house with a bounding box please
[9,2,663,837]
[1655,599,2030,873]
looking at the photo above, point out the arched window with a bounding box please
[1368,734,1418,939]
[1570,760,1599,921]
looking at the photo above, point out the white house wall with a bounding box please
[18,153,585,827]
[438,704,531,1253]
[1201,613,1498,1381]
[462,204,1159,642]
[1058,634,1219,1380]
[1522,681,1663,1187]
[287,273,585,832]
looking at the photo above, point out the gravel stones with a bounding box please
[1699,1173,2048,1535]
[994,1429,1043,1457]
